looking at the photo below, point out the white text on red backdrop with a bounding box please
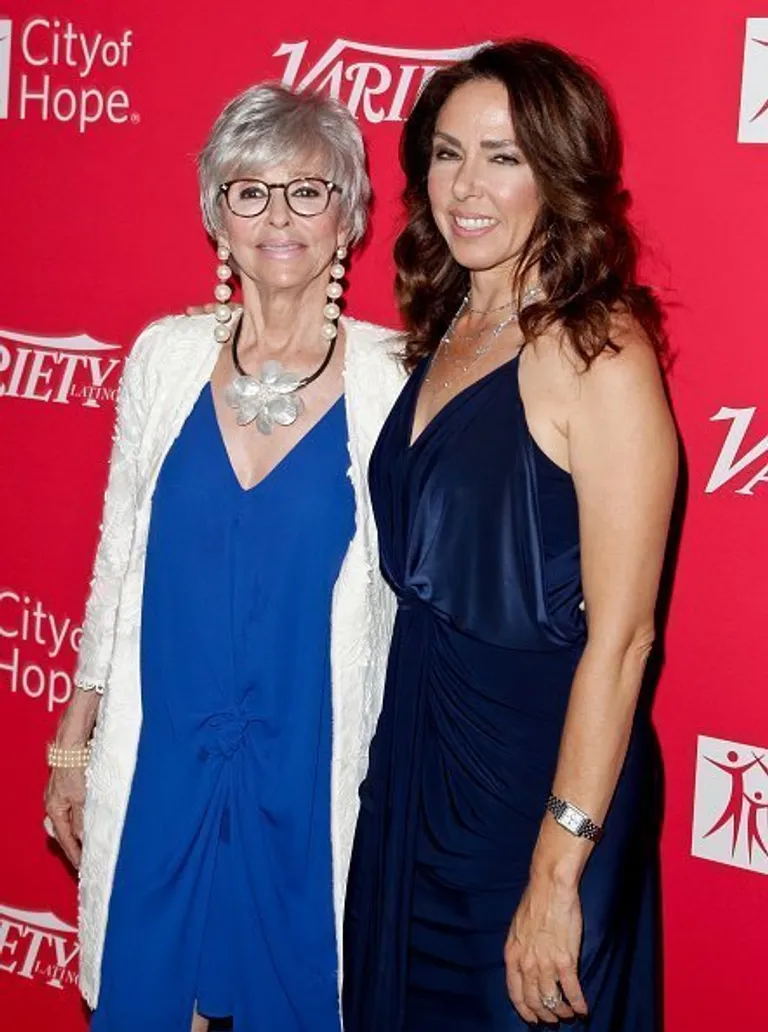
[276,39,488,122]
[0,16,137,133]
[706,407,768,495]
[0,329,123,409]
[0,589,82,714]
[0,903,79,992]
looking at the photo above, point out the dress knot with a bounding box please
[202,706,259,759]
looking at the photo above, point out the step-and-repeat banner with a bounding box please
[0,1,766,1028]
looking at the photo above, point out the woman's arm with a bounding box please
[45,319,165,868]
[73,319,165,690]
[505,322,678,1024]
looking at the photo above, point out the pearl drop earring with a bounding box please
[323,245,346,339]
[223,243,349,435]
[213,243,234,344]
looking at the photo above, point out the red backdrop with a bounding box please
[1,2,767,1029]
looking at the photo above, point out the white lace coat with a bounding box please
[74,314,406,1008]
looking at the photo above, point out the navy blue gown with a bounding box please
[343,355,661,1031]
[92,385,351,1031]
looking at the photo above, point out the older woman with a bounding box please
[343,41,677,1031]
[44,84,403,1031]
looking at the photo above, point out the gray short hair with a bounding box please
[198,83,370,245]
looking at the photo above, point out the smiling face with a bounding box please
[219,155,346,293]
[427,78,541,277]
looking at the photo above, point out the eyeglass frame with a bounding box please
[218,177,340,219]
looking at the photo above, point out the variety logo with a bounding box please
[738,18,768,142]
[0,588,82,713]
[0,328,123,409]
[692,735,768,875]
[0,903,79,990]
[0,16,138,132]
[275,39,489,123]
[706,406,768,495]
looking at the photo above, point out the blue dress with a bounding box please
[343,355,661,1030]
[92,384,352,1031]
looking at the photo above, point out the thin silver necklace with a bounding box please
[468,299,513,315]
[446,302,521,344]
[425,285,544,390]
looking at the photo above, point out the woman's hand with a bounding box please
[45,766,86,869]
[43,687,100,869]
[504,872,588,1025]
[185,302,242,316]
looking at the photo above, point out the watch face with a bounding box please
[560,805,586,834]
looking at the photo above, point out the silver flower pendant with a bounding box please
[225,360,305,435]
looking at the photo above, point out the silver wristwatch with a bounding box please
[546,793,604,842]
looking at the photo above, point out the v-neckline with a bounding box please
[407,352,521,451]
[206,383,344,494]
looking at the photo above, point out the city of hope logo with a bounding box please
[738,18,768,142]
[0,328,123,409]
[692,735,768,875]
[0,903,79,991]
[0,16,137,132]
[275,38,489,123]
[706,406,768,495]
[0,588,82,714]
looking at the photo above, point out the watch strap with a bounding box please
[546,792,604,842]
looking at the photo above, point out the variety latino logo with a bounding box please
[0,903,79,990]
[692,736,768,875]
[738,18,768,143]
[0,328,123,409]
[0,17,137,132]
[275,39,489,122]
[706,406,768,495]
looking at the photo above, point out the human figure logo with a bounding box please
[692,735,768,874]
[0,19,12,120]
[739,18,768,142]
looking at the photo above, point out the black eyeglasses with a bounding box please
[219,178,339,218]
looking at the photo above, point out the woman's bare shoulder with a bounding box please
[533,314,663,400]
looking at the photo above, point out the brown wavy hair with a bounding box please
[395,40,666,371]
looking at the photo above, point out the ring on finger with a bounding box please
[540,989,563,1010]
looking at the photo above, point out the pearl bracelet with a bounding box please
[47,743,91,769]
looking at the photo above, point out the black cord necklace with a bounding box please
[230,312,338,389]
